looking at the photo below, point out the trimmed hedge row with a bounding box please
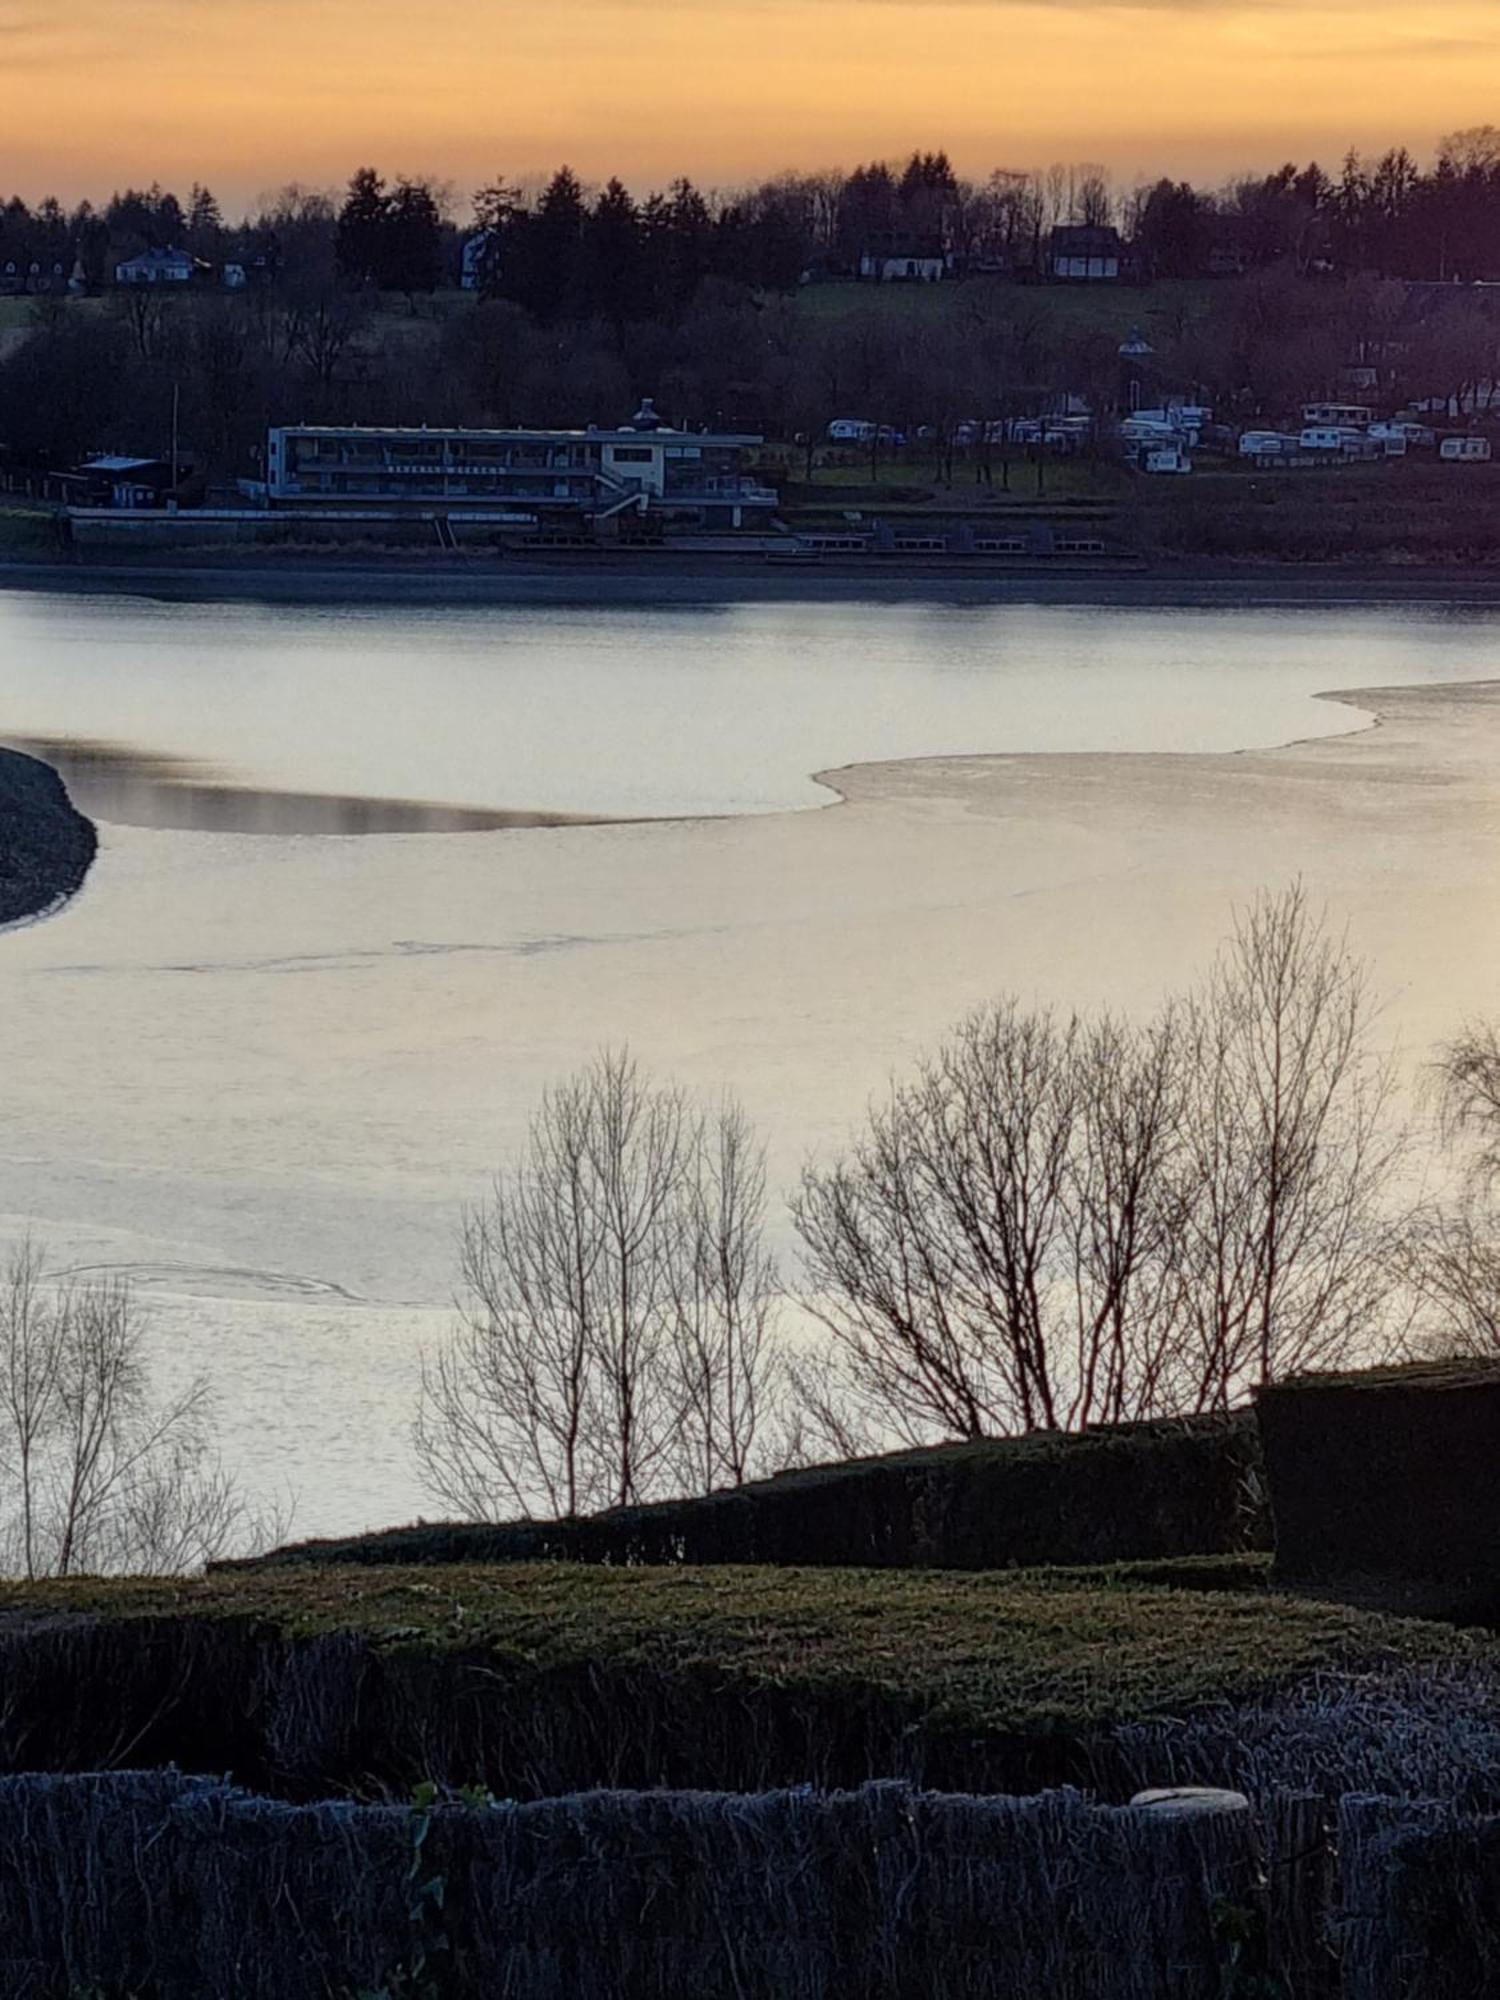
[243,1412,1268,1573]
[0,1564,1483,1802]
[1258,1358,1500,1622]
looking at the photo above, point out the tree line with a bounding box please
[414,886,1500,1522]
[6,122,1500,305]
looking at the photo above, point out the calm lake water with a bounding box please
[6,589,1500,821]
[2,586,1499,1538]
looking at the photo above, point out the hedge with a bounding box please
[0,1773,1267,2000]
[1256,1360,1500,1622]
[240,1411,1268,1573]
[0,1562,1478,1801]
[10,1774,1500,1996]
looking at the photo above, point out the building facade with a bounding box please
[263,415,778,531]
[114,247,204,287]
[1048,225,1123,282]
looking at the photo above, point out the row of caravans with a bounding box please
[1241,405,1491,462]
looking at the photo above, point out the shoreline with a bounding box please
[0,748,97,928]
[10,553,1500,611]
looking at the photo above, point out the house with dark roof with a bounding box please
[1048,225,1123,282]
[114,246,210,288]
[857,234,951,282]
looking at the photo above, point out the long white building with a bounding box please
[264,408,777,531]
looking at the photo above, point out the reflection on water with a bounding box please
[9,736,601,835]
[10,592,1500,824]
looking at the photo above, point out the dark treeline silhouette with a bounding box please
[6,126,1500,303]
[2,133,1500,484]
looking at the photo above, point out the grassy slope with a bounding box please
[5,1559,1484,1736]
[792,277,1218,342]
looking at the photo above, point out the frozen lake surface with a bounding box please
[2,587,1499,1538]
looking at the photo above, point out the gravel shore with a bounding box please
[0,747,96,927]
[9,554,1500,611]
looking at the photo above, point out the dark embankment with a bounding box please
[0,746,96,925]
[240,1413,1269,1575]
[0,1559,1478,1805]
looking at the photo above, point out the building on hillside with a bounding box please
[114,246,209,287]
[1048,225,1123,282]
[0,255,72,296]
[857,239,949,282]
[263,403,778,532]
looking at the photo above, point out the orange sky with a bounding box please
[2,0,1498,210]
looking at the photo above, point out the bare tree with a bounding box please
[1174,885,1400,1407]
[1397,1022,1500,1356]
[0,1244,272,1577]
[1433,1021,1500,1191]
[793,1001,1191,1444]
[664,1097,779,1494]
[415,1051,782,1519]
[794,886,1401,1446]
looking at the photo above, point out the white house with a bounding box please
[858,250,946,282]
[114,246,200,287]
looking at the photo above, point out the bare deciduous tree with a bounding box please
[415,1051,781,1519]
[1433,1021,1500,1191]
[0,1244,272,1577]
[793,1002,1191,1443]
[1398,1022,1500,1356]
[795,886,1399,1445]
[1175,885,1400,1407]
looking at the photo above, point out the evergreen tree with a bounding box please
[586,179,642,329]
[186,184,224,258]
[386,178,443,296]
[336,167,390,288]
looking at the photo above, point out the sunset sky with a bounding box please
[2,0,1497,211]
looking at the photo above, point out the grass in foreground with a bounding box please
[2,1556,1486,1739]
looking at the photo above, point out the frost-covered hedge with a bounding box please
[4,1771,1500,1998]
